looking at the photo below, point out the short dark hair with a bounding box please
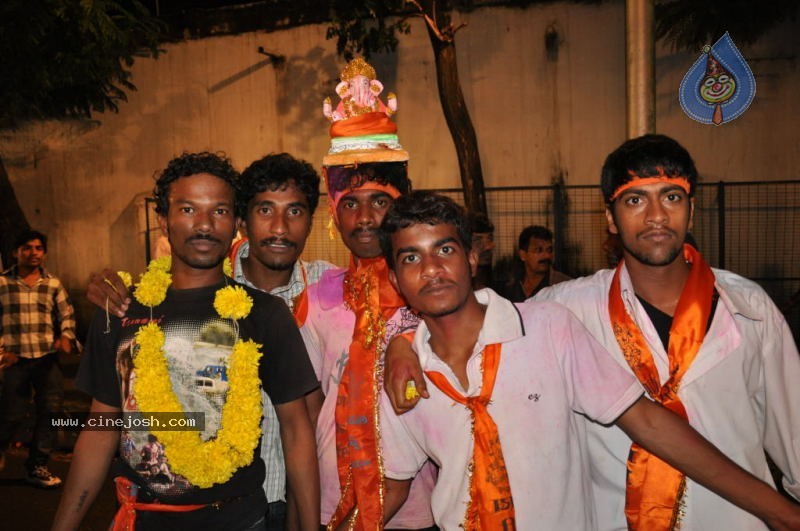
[325,162,412,198]
[153,152,241,216]
[600,134,698,204]
[14,229,48,253]
[380,191,471,269]
[240,153,321,215]
[518,225,553,251]
[468,212,494,234]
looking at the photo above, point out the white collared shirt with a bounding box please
[535,265,800,530]
[379,288,642,530]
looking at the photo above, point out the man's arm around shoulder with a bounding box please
[616,397,800,530]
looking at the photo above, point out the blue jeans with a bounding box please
[0,353,63,469]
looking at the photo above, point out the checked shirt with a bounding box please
[0,266,75,358]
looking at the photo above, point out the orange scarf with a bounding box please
[328,256,405,530]
[330,111,397,138]
[292,263,309,327]
[425,344,516,531]
[609,244,715,531]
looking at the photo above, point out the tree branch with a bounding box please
[405,0,468,43]
[406,0,447,42]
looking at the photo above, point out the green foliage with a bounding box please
[0,0,164,126]
[323,1,605,60]
[324,0,797,60]
[323,0,498,59]
[326,0,411,60]
[655,0,800,51]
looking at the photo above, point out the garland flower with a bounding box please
[120,256,262,488]
[117,271,133,289]
[214,285,253,320]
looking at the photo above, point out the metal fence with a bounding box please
[302,180,800,339]
[146,180,800,339]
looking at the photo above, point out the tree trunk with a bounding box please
[0,156,30,266]
[421,2,487,215]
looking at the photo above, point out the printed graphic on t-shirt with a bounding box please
[116,315,237,496]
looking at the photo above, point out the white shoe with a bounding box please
[25,465,62,488]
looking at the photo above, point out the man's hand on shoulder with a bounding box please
[384,335,428,415]
[87,269,131,317]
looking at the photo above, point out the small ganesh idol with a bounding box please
[323,57,397,122]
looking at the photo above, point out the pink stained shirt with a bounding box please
[379,288,643,531]
[301,267,436,529]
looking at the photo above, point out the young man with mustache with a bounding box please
[377,190,800,531]
[303,163,435,530]
[56,152,320,530]
[86,152,332,530]
[302,58,435,530]
[230,152,333,529]
[385,135,800,530]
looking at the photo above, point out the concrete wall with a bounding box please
[2,0,798,320]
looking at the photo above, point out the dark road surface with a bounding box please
[0,444,116,530]
[0,352,116,531]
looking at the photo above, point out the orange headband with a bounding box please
[328,181,403,224]
[610,170,691,201]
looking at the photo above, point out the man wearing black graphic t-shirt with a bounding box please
[53,153,320,530]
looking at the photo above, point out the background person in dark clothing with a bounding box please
[503,225,570,302]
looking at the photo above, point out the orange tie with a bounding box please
[425,344,516,531]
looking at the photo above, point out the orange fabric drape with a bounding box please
[330,112,397,138]
[109,476,206,530]
[425,344,516,531]
[292,263,309,327]
[328,256,405,530]
[227,238,247,268]
[608,244,715,531]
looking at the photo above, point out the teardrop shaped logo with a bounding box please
[679,32,756,125]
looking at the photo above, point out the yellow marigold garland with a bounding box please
[121,256,263,488]
[117,271,133,289]
[150,255,172,273]
[214,286,253,320]
[135,269,172,307]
